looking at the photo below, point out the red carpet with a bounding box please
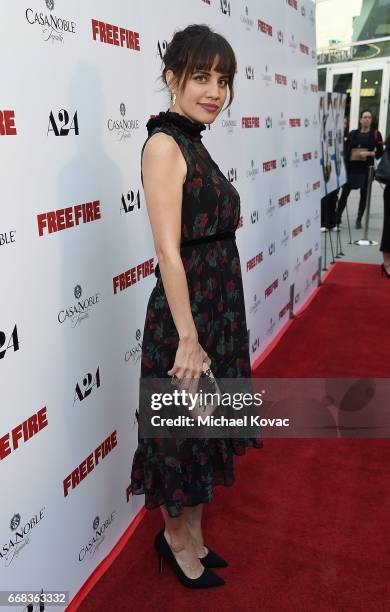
[74,262,390,611]
[255,261,390,377]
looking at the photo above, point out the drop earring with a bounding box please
[170,90,176,107]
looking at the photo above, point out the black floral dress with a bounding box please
[130,110,263,518]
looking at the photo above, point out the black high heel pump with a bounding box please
[199,545,228,568]
[154,529,225,589]
[381,263,390,279]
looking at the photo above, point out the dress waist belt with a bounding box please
[154,230,236,278]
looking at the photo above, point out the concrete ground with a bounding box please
[321,180,386,273]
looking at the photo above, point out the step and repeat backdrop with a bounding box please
[1,0,319,608]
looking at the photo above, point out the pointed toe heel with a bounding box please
[199,546,228,568]
[154,529,225,588]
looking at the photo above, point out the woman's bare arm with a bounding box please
[141,132,209,379]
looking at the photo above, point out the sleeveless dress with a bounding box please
[130,109,263,518]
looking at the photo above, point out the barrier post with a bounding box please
[353,165,378,246]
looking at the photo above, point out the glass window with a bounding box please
[332,73,353,96]
[331,73,352,125]
[358,69,383,129]
[318,68,327,91]
[354,0,390,41]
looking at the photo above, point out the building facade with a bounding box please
[317,0,390,137]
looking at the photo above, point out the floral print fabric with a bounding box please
[130,110,263,518]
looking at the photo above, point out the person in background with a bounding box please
[335,110,383,229]
[380,133,390,278]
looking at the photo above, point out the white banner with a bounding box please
[0,0,319,608]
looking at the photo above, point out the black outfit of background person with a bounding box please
[380,183,390,253]
[321,190,339,229]
[336,128,383,227]
[379,137,390,260]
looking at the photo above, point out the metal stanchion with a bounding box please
[345,202,353,244]
[353,166,378,246]
[318,256,323,285]
[334,221,345,258]
[322,227,336,271]
[328,227,336,263]
[322,228,328,271]
[332,189,345,257]
[289,284,295,319]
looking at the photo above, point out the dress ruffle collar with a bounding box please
[146,109,206,140]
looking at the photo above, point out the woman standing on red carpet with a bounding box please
[130,25,262,589]
[335,110,383,229]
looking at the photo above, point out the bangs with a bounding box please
[179,33,236,89]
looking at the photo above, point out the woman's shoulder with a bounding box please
[140,130,188,185]
[141,129,183,159]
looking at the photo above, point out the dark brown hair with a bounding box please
[159,24,237,111]
[358,108,379,131]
